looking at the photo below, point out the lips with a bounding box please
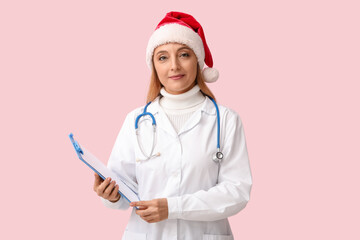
[169,74,185,80]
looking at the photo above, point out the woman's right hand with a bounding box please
[93,173,121,202]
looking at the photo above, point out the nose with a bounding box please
[170,55,180,71]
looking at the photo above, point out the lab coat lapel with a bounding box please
[147,97,178,138]
[178,96,216,135]
[177,108,202,135]
[158,105,178,137]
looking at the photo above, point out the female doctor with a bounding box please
[93,11,252,240]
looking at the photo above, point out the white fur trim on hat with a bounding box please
[146,23,205,70]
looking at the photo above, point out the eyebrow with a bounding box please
[155,46,191,56]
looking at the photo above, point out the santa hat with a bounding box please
[146,11,219,83]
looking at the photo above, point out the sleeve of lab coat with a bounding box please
[167,110,253,221]
[100,111,138,210]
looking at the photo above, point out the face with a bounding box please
[153,43,198,95]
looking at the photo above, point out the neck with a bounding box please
[159,84,205,110]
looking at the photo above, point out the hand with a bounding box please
[130,198,168,223]
[93,173,121,202]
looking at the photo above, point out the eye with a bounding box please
[180,53,190,57]
[159,56,167,61]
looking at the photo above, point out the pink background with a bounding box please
[1,0,359,239]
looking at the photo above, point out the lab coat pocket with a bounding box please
[122,229,147,240]
[203,234,234,240]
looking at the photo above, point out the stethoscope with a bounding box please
[135,96,223,163]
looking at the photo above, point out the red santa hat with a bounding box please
[146,11,219,83]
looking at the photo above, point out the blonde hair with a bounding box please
[146,62,216,103]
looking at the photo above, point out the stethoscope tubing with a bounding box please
[135,101,156,129]
[208,96,220,151]
[135,96,223,162]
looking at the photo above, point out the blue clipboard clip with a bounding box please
[69,132,107,181]
[69,133,83,156]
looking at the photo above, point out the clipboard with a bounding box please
[69,133,140,207]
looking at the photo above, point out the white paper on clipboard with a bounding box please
[78,146,140,203]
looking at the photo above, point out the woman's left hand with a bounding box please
[130,198,168,223]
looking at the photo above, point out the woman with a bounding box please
[93,11,252,240]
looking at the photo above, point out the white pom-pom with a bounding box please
[202,67,219,83]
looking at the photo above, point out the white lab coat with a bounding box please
[101,95,252,240]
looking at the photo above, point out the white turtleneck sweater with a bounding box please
[159,85,206,133]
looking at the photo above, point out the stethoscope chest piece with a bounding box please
[212,150,223,163]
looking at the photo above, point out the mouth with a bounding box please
[169,74,185,80]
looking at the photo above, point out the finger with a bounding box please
[103,180,116,198]
[96,177,111,196]
[136,208,152,218]
[130,201,150,208]
[109,184,120,201]
[135,209,145,215]
[142,215,156,223]
[137,206,147,210]
[133,205,148,212]
[93,173,103,190]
